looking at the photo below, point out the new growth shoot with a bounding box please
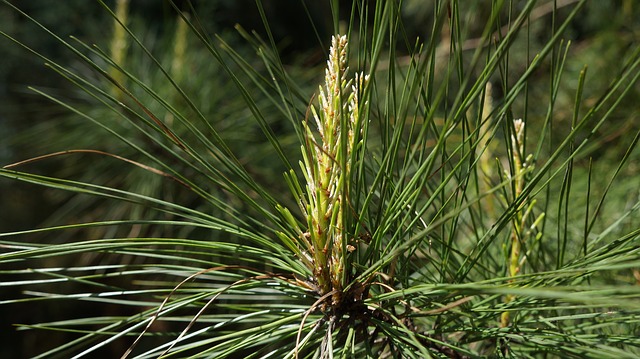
[279,35,368,308]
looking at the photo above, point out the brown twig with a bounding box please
[3,149,192,189]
